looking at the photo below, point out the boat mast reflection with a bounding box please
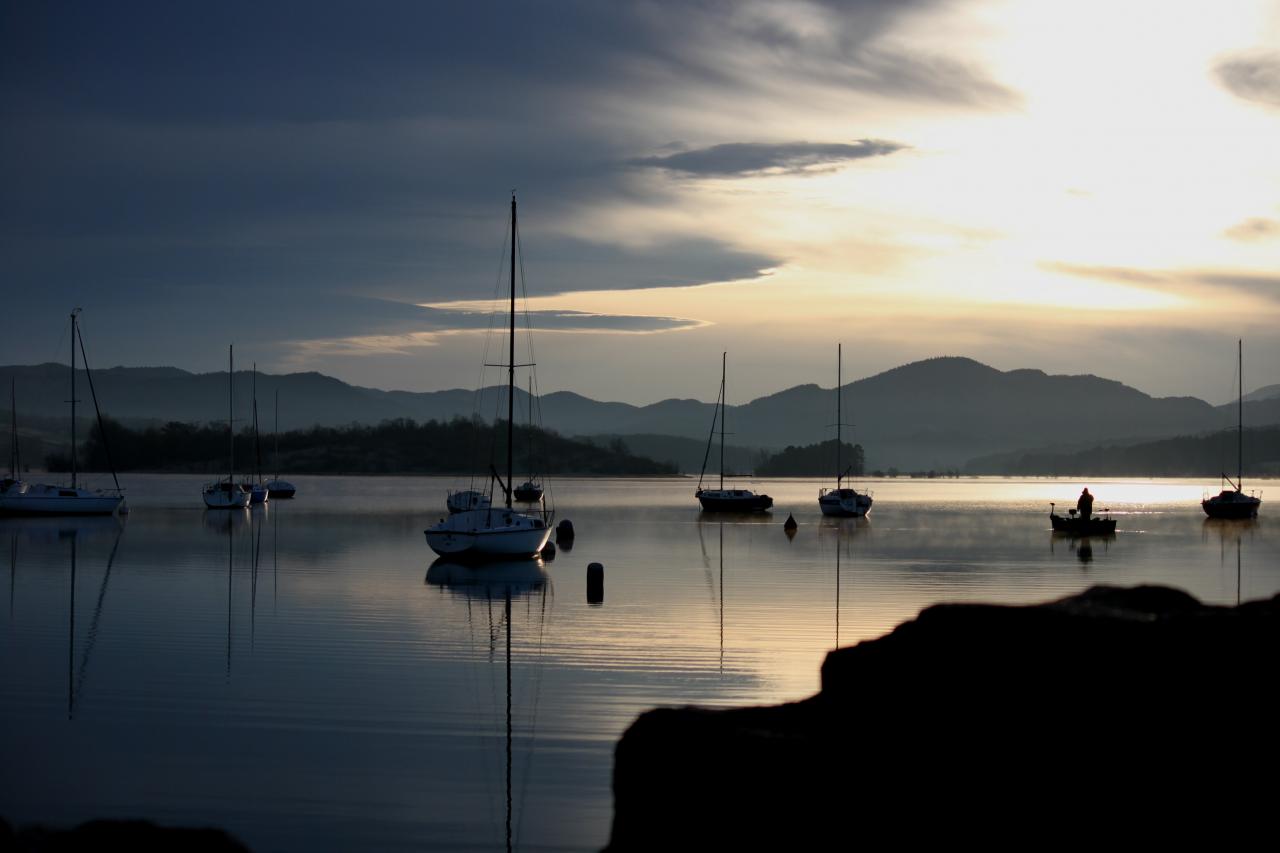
[424,558,551,853]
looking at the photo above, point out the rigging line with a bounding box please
[696,379,724,489]
[49,320,70,372]
[75,322,122,493]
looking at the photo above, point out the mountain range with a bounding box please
[4,357,1279,470]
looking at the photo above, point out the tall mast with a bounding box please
[274,389,280,480]
[229,345,235,484]
[70,309,78,489]
[8,378,17,478]
[836,343,842,489]
[507,194,516,509]
[1238,338,1243,491]
[719,352,726,491]
[252,363,262,481]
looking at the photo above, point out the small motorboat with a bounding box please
[1049,502,1116,535]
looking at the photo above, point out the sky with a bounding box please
[2,0,1278,406]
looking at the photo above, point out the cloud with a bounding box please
[631,139,906,177]
[1213,50,1280,109]
[1038,262,1169,286]
[1041,261,1280,305]
[1224,217,1280,241]
[289,307,709,360]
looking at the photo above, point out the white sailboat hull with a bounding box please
[425,508,552,558]
[0,482,124,516]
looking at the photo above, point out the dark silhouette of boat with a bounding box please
[1202,340,1261,520]
[695,352,772,513]
[1049,504,1116,535]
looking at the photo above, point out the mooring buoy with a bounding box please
[587,561,604,605]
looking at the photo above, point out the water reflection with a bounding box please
[1050,531,1115,566]
[1203,518,1258,604]
[3,477,1279,853]
[424,558,552,853]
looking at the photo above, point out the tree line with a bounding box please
[756,439,865,477]
[46,416,679,476]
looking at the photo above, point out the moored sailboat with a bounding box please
[424,194,553,559]
[695,353,772,513]
[202,346,251,510]
[264,390,296,499]
[1202,339,1262,519]
[818,343,872,518]
[0,310,126,516]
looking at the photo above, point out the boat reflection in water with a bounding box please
[1,516,126,720]
[424,557,551,853]
[818,516,870,649]
[1203,517,1257,605]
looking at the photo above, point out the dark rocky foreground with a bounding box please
[606,585,1280,850]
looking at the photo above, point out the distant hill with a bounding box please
[965,426,1280,477]
[1244,383,1280,403]
[6,356,1279,470]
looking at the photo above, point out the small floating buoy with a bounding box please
[784,513,798,531]
[587,561,604,605]
[541,541,556,559]
[556,519,575,551]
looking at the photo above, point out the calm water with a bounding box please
[2,475,1277,851]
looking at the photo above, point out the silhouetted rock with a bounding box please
[606,585,1280,851]
[1,818,250,852]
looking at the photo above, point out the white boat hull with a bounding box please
[819,489,872,518]
[0,482,125,516]
[425,508,552,558]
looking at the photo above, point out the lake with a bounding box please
[2,474,1277,851]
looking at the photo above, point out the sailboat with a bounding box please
[1202,339,1262,519]
[202,346,252,509]
[241,364,269,504]
[265,390,297,499]
[0,310,126,516]
[696,352,772,512]
[424,195,554,559]
[818,344,872,518]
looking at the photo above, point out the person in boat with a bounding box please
[1076,488,1094,521]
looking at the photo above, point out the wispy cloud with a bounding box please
[1042,261,1280,305]
[631,139,906,177]
[288,307,709,360]
[1224,217,1280,241]
[1213,50,1280,109]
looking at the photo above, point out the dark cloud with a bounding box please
[1213,50,1280,109]
[632,139,905,176]
[1224,217,1280,241]
[0,0,1003,375]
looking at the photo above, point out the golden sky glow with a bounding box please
[396,0,1278,404]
